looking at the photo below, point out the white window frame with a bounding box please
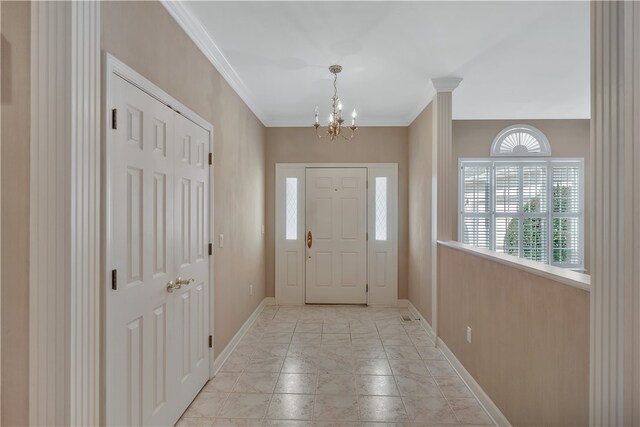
[458,158,584,270]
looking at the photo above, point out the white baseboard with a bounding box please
[406,300,436,341]
[437,338,511,427]
[212,297,271,375]
[405,300,510,427]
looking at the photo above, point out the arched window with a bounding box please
[490,124,551,157]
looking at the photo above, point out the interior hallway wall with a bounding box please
[102,1,267,356]
[452,119,591,272]
[265,127,409,300]
[407,102,434,325]
[438,244,590,425]
[1,2,31,425]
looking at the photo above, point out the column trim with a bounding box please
[29,2,101,425]
[70,2,101,425]
[430,77,461,338]
[590,1,640,425]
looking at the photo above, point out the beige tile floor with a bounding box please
[177,305,495,427]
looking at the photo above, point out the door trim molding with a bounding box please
[103,53,215,424]
[275,163,398,306]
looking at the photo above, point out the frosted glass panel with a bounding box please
[285,177,297,240]
[375,177,387,241]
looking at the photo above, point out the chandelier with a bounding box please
[313,65,357,141]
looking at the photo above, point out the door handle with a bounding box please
[176,276,194,286]
[167,277,194,293]
[307,231,313,248]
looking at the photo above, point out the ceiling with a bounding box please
[179,1,590,126]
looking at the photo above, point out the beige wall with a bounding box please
[438,244,589,426]
[407,103,434,324]
[102,1,267,356]
[452,119,591,272]
[1,1,31,425]
[264,127,409,299]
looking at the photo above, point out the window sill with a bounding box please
[437,240,591,292]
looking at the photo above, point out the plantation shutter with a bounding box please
[551,164,582,267]
[460,164,491,249]
[494,165,519,255]
[521,165,548,263]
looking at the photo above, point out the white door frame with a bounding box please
[103,54,216,422]
[275,163,398,306]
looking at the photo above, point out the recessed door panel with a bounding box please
[126,317,143,427]
[305,168,367,303]
[152,305,166,412]
[153,173,167,276]
[341,198,358,239]
[374,252,387,287]
[286,251,298,286]
[180,291,191,380]
[340,252,358,287]
[315,198,333,239]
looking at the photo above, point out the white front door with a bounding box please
[107,75,210,426]
[305,168,368,304]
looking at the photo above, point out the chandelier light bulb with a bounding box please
[329,113,334,124]
[337,100,343,112]
[352,109,357,118]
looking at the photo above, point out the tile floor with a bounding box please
[177,305,495,427]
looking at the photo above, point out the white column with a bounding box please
[430,77,462,336]
[590,1,640,426]
[30,1,101,425]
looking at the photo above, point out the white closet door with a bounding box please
[170,113,210,413]
[107,75,210,426]
[305,168,368,304]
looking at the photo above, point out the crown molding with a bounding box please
[405,83,437,126]
[405,77,463,125]
[161,0,269,125]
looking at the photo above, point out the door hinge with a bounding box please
[366,232,369,241]
[111,108,117,129]
[111,269,117,290]
[366,284,369,293]
[208,243,213,256]
[208,153,213,165]
[208,335,213,348]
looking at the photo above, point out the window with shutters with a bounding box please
[459,159,584,270]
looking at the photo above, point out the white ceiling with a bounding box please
[180,1,590,126]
